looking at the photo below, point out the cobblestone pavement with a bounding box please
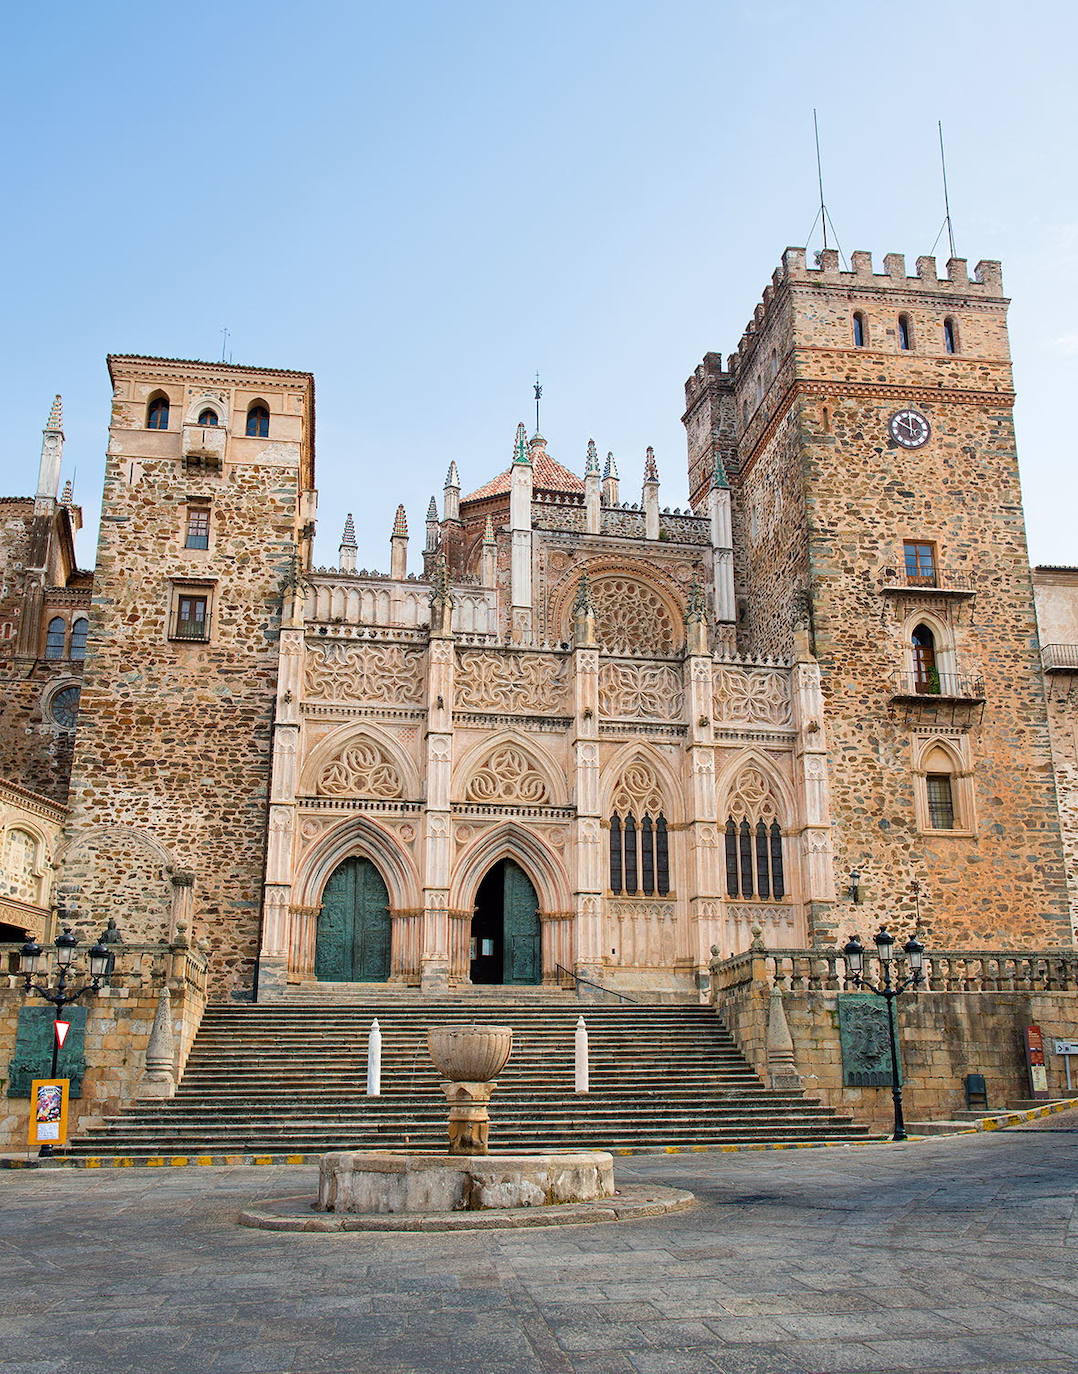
[3,1119,1078,1374]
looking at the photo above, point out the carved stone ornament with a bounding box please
[465,744,550,804]
[612,761,664,816]
[725,766,780,823]
[598,661,684,720]
[712,667,792,727]
[455,650,568,715]
[304,642,423,706]
[317,738,404,798]
[590,577,677,656]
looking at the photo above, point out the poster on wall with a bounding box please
[28,1078,69,1149]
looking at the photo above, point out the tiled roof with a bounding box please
[463,450,585,503]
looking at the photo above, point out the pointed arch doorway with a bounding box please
[470,859,541,985]
[314,857,391,982]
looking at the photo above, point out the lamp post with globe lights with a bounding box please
[842,926,926,1142]
[19,925,114,1154]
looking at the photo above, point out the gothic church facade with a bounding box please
[1,245,1075,1001]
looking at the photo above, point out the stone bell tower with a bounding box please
[61,356,316,993]
[685,248,1071,952]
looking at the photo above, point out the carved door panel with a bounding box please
[315,858,390,982]
[502,860,541,986]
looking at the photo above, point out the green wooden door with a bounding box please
[502,860,541,985]
[315,857,391,982]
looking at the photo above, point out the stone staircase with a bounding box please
[63,991,873,1158]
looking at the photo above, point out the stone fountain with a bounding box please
[239,1023,694,1231]
[315,1023,615,1215]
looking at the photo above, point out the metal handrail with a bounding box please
[555,964,641,1005]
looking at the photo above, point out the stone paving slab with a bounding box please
[4,1112,1078,1372]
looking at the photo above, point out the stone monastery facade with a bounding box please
[2,244,1078,1002]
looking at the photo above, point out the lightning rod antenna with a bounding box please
[939,121,957,260]
[534,372,542,436]
[814,108,828,252]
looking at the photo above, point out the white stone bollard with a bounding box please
[367,1019,382,1096]
[575,1016,589,1094]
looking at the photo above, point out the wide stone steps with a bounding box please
[63,996,872,1157]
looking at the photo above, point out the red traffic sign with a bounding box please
[54,1020,71,1049]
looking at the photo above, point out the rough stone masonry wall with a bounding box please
[1045,690,1078,937]
[716,972,1078,1131]
[64,457,298,995]
[804,381,1070,949]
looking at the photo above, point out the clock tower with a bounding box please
[684,246,1072,952]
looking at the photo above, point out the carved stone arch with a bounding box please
[300,722,420,800]
[912,734,964,774]
[547,556,686,654]
[600,741,682,823]
[293,815,421,911]
[454,731,565,807]
[56,824,178,872]
[450,823,571,915]
[184,391,231,429]
[715,748,796,829]
[900,607,957,677]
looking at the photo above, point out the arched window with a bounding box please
[44,617,65,659]
[912,624,938,693]
[852,311,866,347]
[723,765,785,901]
[146,394,170,429]
[608,763,670,897]
[70,617,88,660]
[246,403,270,438]
[943,317,958,354]
[742,400,749,427]
[898,314,913,350]
[921,744,960,831]
[197,408,218,426]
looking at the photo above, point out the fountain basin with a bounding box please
[317,1150,614,1214]
[427,1025,513,1082]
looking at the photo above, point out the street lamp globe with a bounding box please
[54,927,78,968]
[904,933,925,974]
[19,936,42,976]
[88,938,111,981]
[843,934,865,978]
[874,926,895,962]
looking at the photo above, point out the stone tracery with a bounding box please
[455,650,568,715]
[317,739,405,798]
[590,577,678,655]
[464,744,550,805]
[304,642,424,705]
[598,661,684,719]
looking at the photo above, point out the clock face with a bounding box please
[889,409,931,449]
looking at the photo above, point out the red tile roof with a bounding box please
[463,447,585,503]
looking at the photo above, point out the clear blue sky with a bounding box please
[2,0,1075,570]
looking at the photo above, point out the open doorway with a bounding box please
[470,859,541,985]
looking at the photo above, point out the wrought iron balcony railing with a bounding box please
[881,571,975,596]
[890,671,985,701]
[1041,644,1078,672]
[171,620,209,642]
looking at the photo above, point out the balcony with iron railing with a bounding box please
[170,619,209,643]
[1041,644,1078,673]
[881,571,975,598]
[890,670,985,702]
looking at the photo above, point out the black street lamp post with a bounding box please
[842,926,926,1142]
[19,926,113,1153]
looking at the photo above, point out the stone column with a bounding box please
[584,439,601,534]
[168,871,195,942]
[421,632,455,992]
[257,613,304,998]
[684,639,721,992]
[791,640,836,945]
[571,581,604,982]
[509,424,533,643]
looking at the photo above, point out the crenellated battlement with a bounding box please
[724,247,1006,376]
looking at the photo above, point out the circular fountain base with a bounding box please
[317,1149,614,1214]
